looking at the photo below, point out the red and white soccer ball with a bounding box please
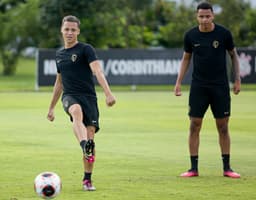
[34,172,61,199]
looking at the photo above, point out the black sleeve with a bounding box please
[84,44,98,64]
[184,31,192,53]
[55,51,60,73]
[225,29,235,51]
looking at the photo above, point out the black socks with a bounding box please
[222,154,231,171]
[83,172,92,181]
[189,154,231,172]
[190,155,198,171]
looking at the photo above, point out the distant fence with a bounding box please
[36,48,256,89]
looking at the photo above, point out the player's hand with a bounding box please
[47,109,55,121]
[233,79,241,95]
[106,94,116,107]
[174,84,182,96]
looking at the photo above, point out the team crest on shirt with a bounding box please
[212,40,219,48]
[71,54,77,62]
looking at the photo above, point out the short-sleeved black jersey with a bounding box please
[184,24,234,86]
[56,42,98,97]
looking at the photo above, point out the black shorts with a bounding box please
[62,95,100,132]
[189,84,231,118]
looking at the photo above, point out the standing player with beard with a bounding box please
[174,2,241,178]
[47,15,116,190]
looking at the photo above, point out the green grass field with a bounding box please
[0,90,256,200]
[0,57,256,199]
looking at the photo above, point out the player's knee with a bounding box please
[69,104,82,116]
[190,118,202,132]
[218,125,229,135]
[87,126,96,134]
[216,119,229,135]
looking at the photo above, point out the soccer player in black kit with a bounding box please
[47,15,116,190]
[174,2,241,178]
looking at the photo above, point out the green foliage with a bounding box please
[2,0,253,51]
[156,3,194,47]
[0,0,26,13]
[0,0,40,75]
[0,57,36,91]
[37,0,256,49]
[1,0,256,75]
[38,0,94,47]
[1,50,19,75]
[38,0,156,48]
[211,0,251,47]
[243,8,256,47]
[80,10,129,48]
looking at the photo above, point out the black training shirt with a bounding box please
[184,24,234,86]
[56,42,98,97]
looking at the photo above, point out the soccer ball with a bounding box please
[34,172,61,199]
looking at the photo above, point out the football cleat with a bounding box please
[223,170,240,178]
[83,180,96,191]
[180,170,199,177]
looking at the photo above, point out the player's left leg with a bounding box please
[216,117,240,178]
[216,117,230,155]
[82,126,96,191]
[211,86,240,178]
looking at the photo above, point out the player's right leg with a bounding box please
[68,104,88,142]
[180,85,207,177]
[62,95,88,142]
[180,117,202,177]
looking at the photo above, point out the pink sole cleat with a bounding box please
[83,180,96,191]
[180,170,199,177]
[223,170,240,178]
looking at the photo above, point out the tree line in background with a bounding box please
[0,0,256,75]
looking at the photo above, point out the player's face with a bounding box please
[197,9,214,31]
[61,21,80,47]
